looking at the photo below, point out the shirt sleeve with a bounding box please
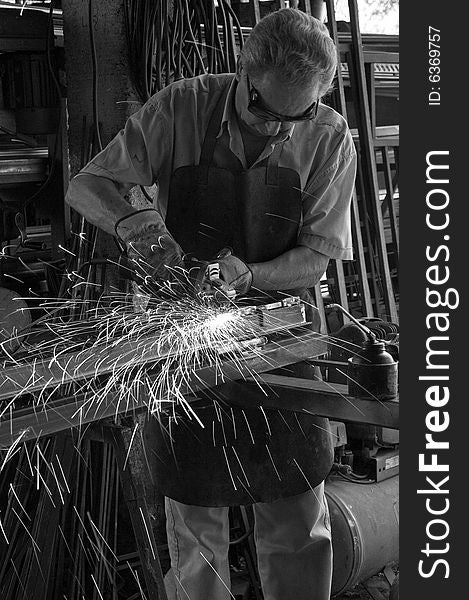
[77,95,171,195]
[298,130,356,260]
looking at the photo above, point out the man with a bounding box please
[66,8,356,600]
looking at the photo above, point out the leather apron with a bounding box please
[150,82,333,506]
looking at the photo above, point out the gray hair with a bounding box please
[240,8,337,96]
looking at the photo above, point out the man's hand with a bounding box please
[210,249,253,295]
[115,209,184,283]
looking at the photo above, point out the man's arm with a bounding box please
[65,173,184,282]
[214,246,329,296]
[249,246,329,290]
[65,173,136,236]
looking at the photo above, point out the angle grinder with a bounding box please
[185,247,237,302]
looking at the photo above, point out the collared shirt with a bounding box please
[79,74,356,260]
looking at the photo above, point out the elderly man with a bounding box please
[66,8,356,600]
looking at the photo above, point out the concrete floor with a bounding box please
[229,570,396,600]
[334,572,393,599]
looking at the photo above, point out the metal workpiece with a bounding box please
[226,375,399,430]
[0,296,308,399]
[0,147,49,185]
[0,290,402,464]
[0,298,399,448]
[0,327,328,447]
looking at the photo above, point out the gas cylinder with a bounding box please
[348,339,398,400]
[326,475,399,596]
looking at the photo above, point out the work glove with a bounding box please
[115,208,184,284]
[209,248,253,296]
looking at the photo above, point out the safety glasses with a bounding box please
[247,74,319,122]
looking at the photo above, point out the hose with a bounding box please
[330,463,376,485]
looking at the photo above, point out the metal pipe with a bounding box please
[326,303,376,340]
[326,474,399,596]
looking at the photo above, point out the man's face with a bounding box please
[235,67,322,137]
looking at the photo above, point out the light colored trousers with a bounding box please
[164,484,332,600]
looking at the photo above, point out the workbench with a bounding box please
[0,328,398,449]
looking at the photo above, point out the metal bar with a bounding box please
[354,142,380,316]
[380,146,399,256]
[0,303,308,401]
[18,434,75,600]
[309,358,348,368]
[347,0,398,321]
[69,438,88,600]
[373,136,399,148]
[328,259,349,312]
[0,330,327,447]
[363,51,399,64]
[229,375,399,429]
[313,282,327,334]
[249,0,261,25]
[365,62,376,135]
[223,0,238,72]
[1,333,182,400]
[350,188,374,316]
[93,442,114,596]
[110,426,168,600]
[298,0,312,15]
[325,0,373,317]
